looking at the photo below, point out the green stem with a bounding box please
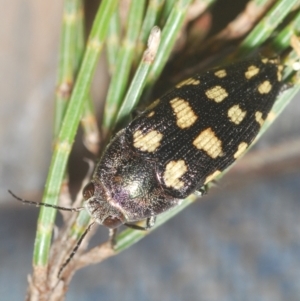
[102,0,146,134]
[54,0,81,137]
[134,0,165,66]
[33,0,118,267]
[271,9,300,53]
[146,0,193,86]
[115,26,161,127]
[76,3,101,155]
[238,0,300,56]
[106,9,121,75]
[160,0,175,25]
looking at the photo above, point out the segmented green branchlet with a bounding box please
[44,0,87,282]
[133,0,165,66]
[35,1,85,282]
[55,0,100,154]
[237,0,300,56]
[75,2,101,155]
[54,0,82,137]
[160,0,175,25]
[145,0,194,87]
[106,10,121,75]
[33,0,118,270]
[40,1,100,289]
[102,0,146,134]
[271,10,300,53]
[115,26,161,126]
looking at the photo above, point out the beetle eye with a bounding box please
[83,182,95,200]
[103,216,123,229]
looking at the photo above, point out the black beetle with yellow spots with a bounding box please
[82,56,283,230]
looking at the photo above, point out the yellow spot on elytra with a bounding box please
[204,170,221,184]
[147,111,155,117]
[193,128,223,158]
[255,111,264,126]
[133,130,163,152]
[176,78,200,88]
[228,105,246,125]
[258,80,272,94]
[268,58,279,64]
[163,160,187,189]
[262,58,279,65]
[245,65,260,79]
[234,142,248,159]
[170,97,198,129]
[214,69,227,78]
[205,86,228,103]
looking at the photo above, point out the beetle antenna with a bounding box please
[58,221,96,278]
[8,190,84,212]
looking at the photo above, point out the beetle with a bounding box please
[9,57,283,230]
[8,55,284,277]
[80,56,283,230]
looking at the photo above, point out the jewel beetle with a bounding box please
[81,56,283,230]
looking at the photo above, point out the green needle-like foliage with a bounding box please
[28,1,300,298]
[34,0,118,267]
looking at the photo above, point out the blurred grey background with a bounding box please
[1,1,300,301]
